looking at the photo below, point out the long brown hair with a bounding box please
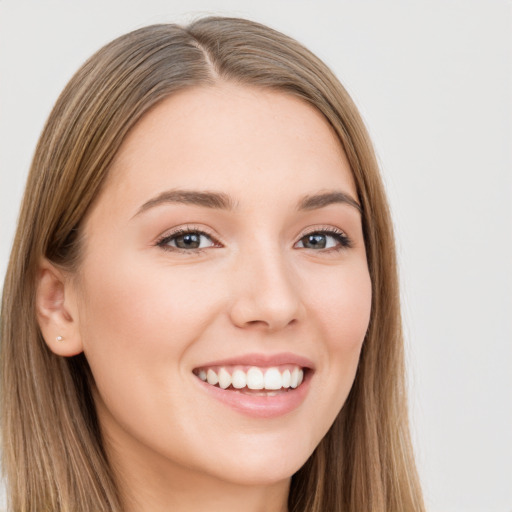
[1,17,424,512]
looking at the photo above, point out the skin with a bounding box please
[37,84,372,512]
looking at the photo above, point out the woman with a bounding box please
[0,17,425,512]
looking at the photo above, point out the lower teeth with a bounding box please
[224,386,290,396]
[235,389,283,396]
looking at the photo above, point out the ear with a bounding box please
[35,260,84,357]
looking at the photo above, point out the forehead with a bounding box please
[100,83,356,213]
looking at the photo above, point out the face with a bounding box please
[73,84,372,488]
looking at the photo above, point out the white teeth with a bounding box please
[282,369,291,388]
[231,369,247,389]
[264,367,282,390]
[218,368,231,389]
[206,369,218,386]
[198,365,305,391]
[246,367,264,390]
[290,367,299,388]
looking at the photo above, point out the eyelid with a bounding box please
[155,225,223,252]
[154,224,352,253]
[295,225,352,250]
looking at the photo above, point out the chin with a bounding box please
[201,438,316,487]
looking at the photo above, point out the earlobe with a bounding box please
[35,261,84,357]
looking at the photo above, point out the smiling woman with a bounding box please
[0,17,425,512]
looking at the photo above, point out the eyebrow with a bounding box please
[297,191,362,213]
[134,188,361,217]
[135,189,237,216]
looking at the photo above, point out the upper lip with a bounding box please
[193,352,315,370]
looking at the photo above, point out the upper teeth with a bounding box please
[196,366,304,390]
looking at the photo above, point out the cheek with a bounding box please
[75,253,227,408]
[78,254,220,349]
[304,261,372,404]
[308,262,372,350]
[75,254,229,447]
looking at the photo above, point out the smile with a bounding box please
[194,365,305,395]
[192,356,313,418]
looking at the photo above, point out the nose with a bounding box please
[228,245,304,331]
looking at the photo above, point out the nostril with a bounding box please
[228,271,303,331]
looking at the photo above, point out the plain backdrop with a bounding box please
[1,1,511,511]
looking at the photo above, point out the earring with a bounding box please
[56,335,64,342]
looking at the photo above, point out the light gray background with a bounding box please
[1,1,511,511]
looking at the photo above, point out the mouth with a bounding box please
[193,364,307,397]
[192,353,314,418]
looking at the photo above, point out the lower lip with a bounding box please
[194,371,312,419]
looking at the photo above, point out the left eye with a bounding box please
[159,231,215,250]
[295,232,346,250]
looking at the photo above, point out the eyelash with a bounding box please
[297,226,352,251]
[156,226,352,254]
[156,227,219,254]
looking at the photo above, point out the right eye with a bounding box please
[157,229,217,251]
